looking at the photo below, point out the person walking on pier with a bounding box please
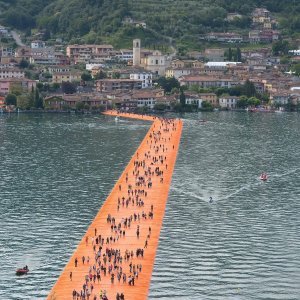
[49,115,182,300]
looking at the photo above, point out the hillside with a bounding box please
[0,0,300,50]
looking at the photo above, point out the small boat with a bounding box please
[115,116,119,122]
[260,173,268,181]
[16,266,29,275]
[199,119,207,124]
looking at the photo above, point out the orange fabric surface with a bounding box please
[48,111,183,300]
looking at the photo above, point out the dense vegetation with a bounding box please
[0,0,300,49]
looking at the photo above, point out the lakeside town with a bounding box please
[1,7,300,114]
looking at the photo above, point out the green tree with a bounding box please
[248,97,260,106]
[216,87,229,96]
[201,101,213,111]
[237,95,248,108]
[10,83,24,96]
[51,83,60,91]
[28,86,35,109]
[242,80,256,98]
[259,93,270,103]
[81,72,92,81]
[172,102,184,113]
[156,77,180,93]
[112,72,120,79]
[84,103,90,110]
[34,88,44,109]
[3,10,35,29]
[62,82,76,94]
[94,70,107,80]
[228,47,233,61]
[154,102,167,111]
[179,91,186,106]
[5,94,17,105]
[19,59,29,69]
[236,47,241,62]
[17,94,31,110]
[292,63,300,76]
[43,72,52,79]
[272,40,290,56]
[75,101,85,111]
[43,29,51,41]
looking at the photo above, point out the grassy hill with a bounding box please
[0,0,299,50]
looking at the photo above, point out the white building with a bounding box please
[31,40,46,49]
[270,92,290,105]
[0,26,9,36]
[130,72,152,88]
[0,68,25,79]
[130,89,164,109]
[66,44,114,64]
[141,50,168,76]
[132,39,170,76]
[185,95,203,108]
[117,49,133,62]
[205,61,241,68]
[29,47,59,65]
[48,65,71,74]
[219,96,239,109]
[288,50,300,56]
[86,63,104,71]
[30,56,58,65]
[165,68,192,79]
[1,47,14,57]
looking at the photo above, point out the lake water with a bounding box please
[0,112,299,299]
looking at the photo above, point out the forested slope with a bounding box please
[0,0,299,48]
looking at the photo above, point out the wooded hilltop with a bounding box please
[0,0,300,50]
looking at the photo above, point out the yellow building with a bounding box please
[52,72,81,84]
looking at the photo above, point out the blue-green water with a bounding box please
[0,113,149,299]
[149,112,300,300]
[0,112,300,299]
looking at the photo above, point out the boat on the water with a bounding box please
[260,173,268,181]
[16,266,29,275]
[115,116,119,122]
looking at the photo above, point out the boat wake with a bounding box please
[270,167,299,178]
[171,167,300,204]
[218,183,254,201]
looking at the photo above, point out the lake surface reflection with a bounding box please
[0,112,299,300]
[149,112,300,300]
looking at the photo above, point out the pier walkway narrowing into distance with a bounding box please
[48,111,183,300]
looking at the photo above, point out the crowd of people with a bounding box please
[69,115,181,300]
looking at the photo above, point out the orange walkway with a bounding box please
[48,110,183,300]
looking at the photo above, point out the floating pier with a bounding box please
[48,111,183,300]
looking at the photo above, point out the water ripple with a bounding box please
[149,112,300,300]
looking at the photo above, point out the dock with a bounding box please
[48,111,183,300]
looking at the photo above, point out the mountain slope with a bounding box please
[1,0,299,49]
